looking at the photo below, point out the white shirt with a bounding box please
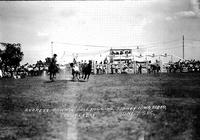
[74,65,79,71]
[0,69,2,77]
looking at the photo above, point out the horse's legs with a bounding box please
[50,72,52,80]
[76,72,79,81]
[84,74,87,80]
[82,72,84,78]
[78,72,81,79]
[52,73,56,81]
[54,73,56,79]
[74,73,77,80]
[72,70,74,80]
[157,68,159,73]
[87,74,90,80]
[72,73,75,80]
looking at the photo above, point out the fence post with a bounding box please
[93,61,96,74]
[106,64,109,74]
[133,61,136,74]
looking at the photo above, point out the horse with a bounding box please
[82,60,92,81]
[70,63,81,81]
[48,62,59,81]
[80,63,86,78]
[150,64,160,74]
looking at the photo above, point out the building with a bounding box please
[109,49,132,64]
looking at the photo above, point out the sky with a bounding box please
[0,0,200,64]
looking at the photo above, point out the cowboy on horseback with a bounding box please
[70,62,80,81]
[48,54,58,81]
[82,60,92,80]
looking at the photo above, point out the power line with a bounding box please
[140,43,182,50]
[52,39,181,49]
[183,45,200,48]
[50,37,199,59]
[185,39,200,42]
[53,41,108,48]
[115,40,180,49]
[140,42,181,50]
[132,39,180,47]
[150,46,182,53]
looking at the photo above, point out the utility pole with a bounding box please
[51,41,53,56]
[182,35,184,60]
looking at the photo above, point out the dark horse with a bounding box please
[82,60,92,81]
[48,61,59,81]
[150,64,160,74]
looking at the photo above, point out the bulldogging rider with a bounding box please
[48,54,58,81]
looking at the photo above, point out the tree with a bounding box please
[45,57,51,65]
[0,43,24,74]
[36,60,44,75]
[0,49,3,69]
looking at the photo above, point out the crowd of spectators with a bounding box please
[167,59,200,73]
[0,61,48,79]
[1,58,199,79]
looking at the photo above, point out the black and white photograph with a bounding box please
[0,0,200,140]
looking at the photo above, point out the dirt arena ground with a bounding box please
[0,71,200,140]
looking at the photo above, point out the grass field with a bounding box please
[0,72,200,140]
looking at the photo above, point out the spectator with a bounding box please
[115,65,118,74]
[111,64,114,74]
[138,64,142,74]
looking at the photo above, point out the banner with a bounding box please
[110,49,132,56]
